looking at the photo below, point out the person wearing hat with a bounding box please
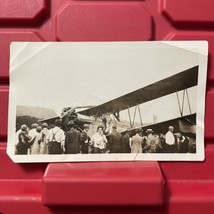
[15,124,28,154]
[142,129,155,153]
[121,128,131,153]
[130,128,143,153]
[64,121,81,154]
[108,125,122,153]
[29,123,38,136]
[81,124,91,154]
[47,119,65,154]
[39,123,49,154]
[143,129,162,153]
[16,124,35,155]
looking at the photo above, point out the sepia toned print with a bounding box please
[7,41,208,162]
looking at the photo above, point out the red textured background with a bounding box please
[0,0,214,213]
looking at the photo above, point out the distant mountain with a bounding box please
[16,105,58,119]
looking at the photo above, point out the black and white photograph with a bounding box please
[7,41,208,162]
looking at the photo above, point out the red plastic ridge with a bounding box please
[42,162,164,206]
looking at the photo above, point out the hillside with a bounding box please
[16,105,57,119]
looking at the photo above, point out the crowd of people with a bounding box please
[15,119,195,155]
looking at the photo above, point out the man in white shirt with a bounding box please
[47,119,65,154]
[165,126,176,153]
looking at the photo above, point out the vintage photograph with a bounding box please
[7,41,208,162]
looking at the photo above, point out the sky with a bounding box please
[10,42,200,124]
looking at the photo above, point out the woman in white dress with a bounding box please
[31,126,42,154]
[39,123,49,154]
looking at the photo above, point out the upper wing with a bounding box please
[78,66,198,117]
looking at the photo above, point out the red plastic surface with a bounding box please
[162,0,214,26]
[0,0,47,20]
[0,0,214,213]
[56,3,153,41]
[42,162,164,206]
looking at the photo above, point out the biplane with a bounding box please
[39,65,198,139]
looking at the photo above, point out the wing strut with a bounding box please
[127,104,144,128]
[127,106,133,128]
[138,105,143,126]
[132,106,137,127]
[174,81,183,116]
[174,80,193,117]
[186,89,192,114]
[95,108,101,120]
[181,90,185,115]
